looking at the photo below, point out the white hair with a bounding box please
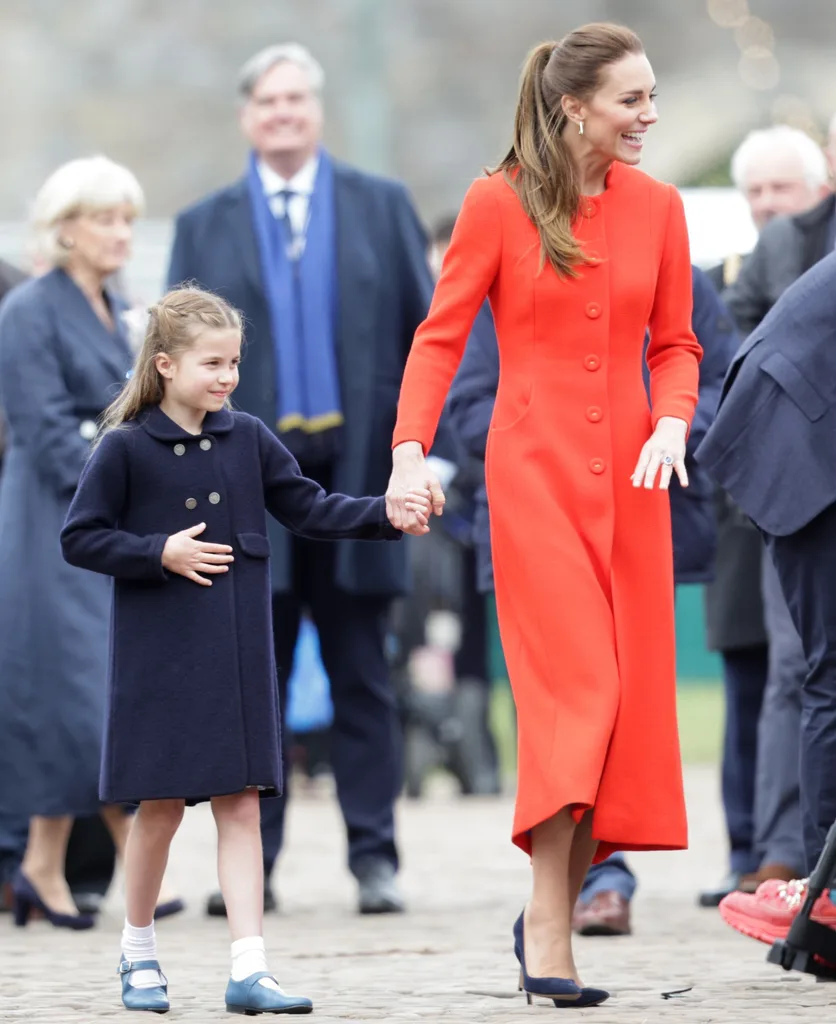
[238,43,325,98]
[731,125,828,192]
[32,155,144,267]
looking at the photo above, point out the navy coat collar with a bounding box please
[139,405,235,441]
[45,268,133,382]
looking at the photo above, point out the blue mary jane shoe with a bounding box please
[225,972,313,1015]
[513,911,610,1008]
[119,956,170,1014]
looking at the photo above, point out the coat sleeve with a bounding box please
[60,430,169,580]
[392,176,502,453]
[257,421,401,541]
[166,211,196,290]
[646,186,703,429]
[688,266,740,452]
[446,302,499,462]
[389,183,434,364]
[722,219,785,338]
[0,291,91,496]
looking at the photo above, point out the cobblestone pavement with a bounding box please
[2,765,835,1022]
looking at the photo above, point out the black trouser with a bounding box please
[260,468,402,878]
[454,546,488,683]
[766,500,836,873]
[720,644,769,875]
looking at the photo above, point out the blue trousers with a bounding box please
[720,644,769,874]
[766,501,836,873]
[579,852,636,904]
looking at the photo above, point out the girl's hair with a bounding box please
[96,286,242,444]
[491,23,645,277]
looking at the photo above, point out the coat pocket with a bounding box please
[237,532,271,558]
[760,351,829,422]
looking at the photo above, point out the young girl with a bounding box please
[61,287,432,1015]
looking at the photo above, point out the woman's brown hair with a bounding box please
[95,285,242,445]
[493,23,645,277]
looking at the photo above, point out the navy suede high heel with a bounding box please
[11,872,95,930]
[513,910,610,1008]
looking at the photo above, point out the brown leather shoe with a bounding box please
[572,891,632,936]
[739,862,800,894]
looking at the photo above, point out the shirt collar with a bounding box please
[257,154,319,197]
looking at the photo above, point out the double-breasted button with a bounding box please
[173,443,186,456]
[79,420,97,441]
[200,438,212,451]
[584,354,601,372]
[589,458,606,475]
[208,492,221,505]
[586,302,602,319]
[584,201,597,218]
[185,497,197,510]
[586,406,603,423]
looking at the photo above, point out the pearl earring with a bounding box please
[578,121,585,136]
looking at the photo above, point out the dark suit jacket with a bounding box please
[447,268,736,592]
[167,163,433,595]
[697,251,836,537]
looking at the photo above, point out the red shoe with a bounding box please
[719,878,836,945]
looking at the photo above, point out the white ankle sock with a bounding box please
[122,920,162,989]
[231,936,281,991]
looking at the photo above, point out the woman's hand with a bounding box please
[387,441,446,536]
[162,522,235,586]
[632,416,689,491]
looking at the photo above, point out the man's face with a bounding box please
[743,147,825,232]
[240,60,323,164]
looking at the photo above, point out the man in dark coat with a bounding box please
[167,44,433,915]
[696,251,836,942]
[699,124,833,906]
[446,264,738,938]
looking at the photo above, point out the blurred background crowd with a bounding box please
[1,0,835,942]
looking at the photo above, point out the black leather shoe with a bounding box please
[72,891,105,916]
[205,883,277,917]
[698,871,743,908]
[356,859,405,915]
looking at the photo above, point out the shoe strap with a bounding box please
[120,959,167,985]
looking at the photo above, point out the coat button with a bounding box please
[586,302,602,319]
[174,444,186,456]
[185,497,197,509]
[584,354,601,372]
[584,201,597,218]
[200,438,212,451]
[79,420,97,441]
[589,458,606,475]
[208,492,221,505]
[586,406,603,423]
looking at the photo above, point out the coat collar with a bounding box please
[138,404,235,441]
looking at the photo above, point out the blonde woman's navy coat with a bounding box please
[61,406,399,804]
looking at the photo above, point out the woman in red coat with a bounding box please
[388,23,702,1006]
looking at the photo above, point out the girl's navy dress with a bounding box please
[61,406,399,804]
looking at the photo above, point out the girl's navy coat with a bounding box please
[61,406,399,804]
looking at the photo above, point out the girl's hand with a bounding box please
[631,416,689,491]
[387,442,446,536]
[162,522,234,586]
[403,490,433,536]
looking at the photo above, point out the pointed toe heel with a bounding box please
[11,873,95,930]
[224,972,313,1015]
[513,909,609,1008]
[119,957,170,1013]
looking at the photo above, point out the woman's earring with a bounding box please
[578,121,585,136]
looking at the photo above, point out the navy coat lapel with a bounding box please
[222,179,263,293]
[49,269,132,381]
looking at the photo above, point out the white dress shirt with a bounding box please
[257,156,319,257]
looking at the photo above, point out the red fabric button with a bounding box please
[584,354,601,371]
[584,201,597,218]
[586,406,603,423]
[589,458,606,475]
[586,302,602,319]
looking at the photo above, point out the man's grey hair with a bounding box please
[731,125,828,192]
[238,44,325,98]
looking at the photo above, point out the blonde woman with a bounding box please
[0,156,181,928]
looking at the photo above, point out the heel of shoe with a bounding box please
[13,895,31,927]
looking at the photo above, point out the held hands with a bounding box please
[386,441,446,537]
[632,416,689,490]
[162,522,234,586]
